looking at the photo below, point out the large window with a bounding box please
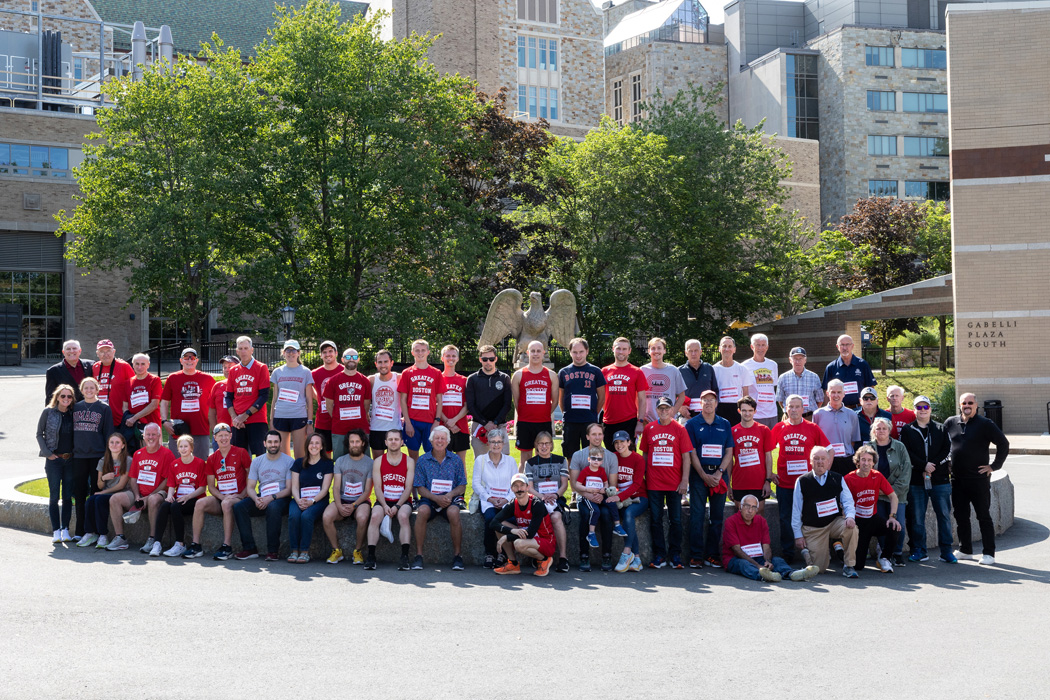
[630,74,643,122]
[0,143,70,178]
[901,48,946,69]
[902,92,947,113]
[868,135,897,156]
[903,136,948,157]
[517,0,558,24]
[867,90,896,111]
[517,85,559,120]
[517,36,557,70]
[148,303,188,348]
[613,79,623,125]
[786,54,819,140]
[517,35,559,121]
[865,46,894,67]
[0,271,63,358]
[905,180,950,201]
[869,180,898,197]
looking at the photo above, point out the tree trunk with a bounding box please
[938,315,948,372]
[879,328,888,376]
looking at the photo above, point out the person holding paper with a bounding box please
[184,423,251,560]
[684,391,733,569]
[365,430,417,571]
[322,429,373,565]
[232,430,294,562]
[813,380,863,476]
[472,428,518,568]
[723,494,818,582]
[821,334,875,409]
[791,446,859,577]
[711,336,756,427]
[411,426,468,571]
[770,396,830,563]
[286,433,334,563]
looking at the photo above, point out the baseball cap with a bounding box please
[860,387,878,399]
[96,339,114,349]
[319,340,337,353]
[700,389,717,399]
[220,355,237,364]
[612,430,631,443]
[510,473,529,487]
[789,346,806,356]
[656,396,674,409]
[212,423,232,435]
[283,339,301,351]
[913,395,932,407]
[180,347,198,358]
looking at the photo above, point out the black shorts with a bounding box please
[449,431,470,453]
[602,419,637,451]
[417,496,467,520]
[232,423,268,456]
[515,420,552,450]
[732,488,766,502]
[378,499,412,510]
[272,416,308,432]
[369,429,403,452]
[314,428,333,453]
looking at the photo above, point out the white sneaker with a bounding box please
[60,528,73,542]
[139,537,155,554]
[52,530,62,544]
[163,542,186,558]
[149,541,163,557]
[380,515,394,544]
[77,533,99,548]
[979,554,995,565]
[96,535,109,549]
[955,550,977,561]
[106,535,129,551]
[759,566,782,582]
[123,508,141,525]
[877,557,895,573]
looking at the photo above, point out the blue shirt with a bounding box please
[855,407,891,442]
[821,355,876,406]
[414,450,467,495]
[684,414,733,472]
[558,363,606,423]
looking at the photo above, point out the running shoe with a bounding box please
[578,556,591,572]
[629,554,643,571]
[149,541,162,557]
[164,542,186,558]
[352,549,365,565]
[614,552,632,572]
[704,556,721,569]
[939,552,958,564]
[264,552,280,562]
[954,550,976,561]
[670,556,685,570]
[842,566,859,578]
[494,561,521,575]
[326,548,344,564]
[892,553,906,567]
[612,524,628,537]
[688,558,704,569]
[555,558,570,573]
[139,537,155,554]
[979,555,996,565]
[213,544,233,561]
[95,535,109,549]
[452,555,465,571]
[908,550,929,562]
[364,554,377,570]
[182,542,204,559]
[411,555,424,570]
[601,553,613,571]
[534,558,551,577]
[77,534,99,548]
[60,528,73,543]
[877,557,894,573]
[483,554,496,569]
[649,555,667,569]
[586,532,599,548]
[398,553,410,571]
[759,567,782,582]
[105,535,129,551]
[236,548,260,561]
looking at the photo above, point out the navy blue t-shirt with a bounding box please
[558,363,606,423]
[822,356,876,406]
[292,457,333,504]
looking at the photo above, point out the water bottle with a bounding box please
[924,472,932,491]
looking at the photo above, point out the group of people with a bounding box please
[36,331,1010,580]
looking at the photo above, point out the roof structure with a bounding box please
[604,0,708,49]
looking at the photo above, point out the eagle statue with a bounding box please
[478,289,579,368]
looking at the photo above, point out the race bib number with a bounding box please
[786,459,809,476]
[176,484,194,498]
[259,481,279,497]
[571,394,591,410]
[741,543,764,558]
[300,485,321,500]
[342,481,363,499]
[411,394,431,411]
[830,443,847,457]
[525,388,546,405]
[815,497,839,517]
[490,487,509,499]
[719,387,741,402]
[339,406,361,421]
[737,451,761,468]
[217,479,238,495]
[374,405,395,421]
[277,387,299,403]
[383,484,404,501]
[585,476,604,489]
[651,452,674,467]
[442,392,462,407]
[130,387,149,409]
[430,479,453,495]
[180,399,200,413]
[701,444,722,460]
[136,469,156,487]
[856,503,874,518]
[842,381,859,395]
[538,480,559,495]
[689,398,704,412]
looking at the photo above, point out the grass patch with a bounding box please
[16,478,49,498]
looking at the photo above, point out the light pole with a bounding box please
[280,306,296,340]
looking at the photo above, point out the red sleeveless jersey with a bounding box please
[379,452,408,502]
[514,495,554,542]
[517,368,553,423]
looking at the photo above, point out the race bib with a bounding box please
[815,497,839,517]
[342,480,363,499]
[217,479,238,495]
[130,387,149,409]
[571,394,591,410]
[176,484,194,497]
[300,485,321,500]
[383,484,404,501]
[802,397,811,411]
[525,388,546,405]
[741,543,764,558]
[538,480,559,495]
[652,452,674,467]
[442,392,462,407]
[136,469,156,487]
[719,387,741,402]
[701,444,722,460]
[585,476,604,490]
[756,387,775,402]
[618,479,633,492]
[430,479,453,495]
[490,487,509,499]
[411,394,430,411]
[339,406,361,421]
[856,503,874,518]
[278,387,299,403]
[738,451,761,468]
[842,381,859,395]
[180,399,200,413]
[689,398,704,412]
[786,459,809,476]
[830,443,847,457]
[259,481,279,497]
[374,405,395,421]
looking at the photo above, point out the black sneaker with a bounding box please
[364,555,377,570]
[892,553,906,567]
[833,540,845,564]
[213,544,233,561]
[555,557,570,573]
[411,554,424,570]
[578,556,591,572]
[452,555,465,571]
[398,553,410,571]
[182,543,203,559]
[601,553,613,571]
[483,554,495,569]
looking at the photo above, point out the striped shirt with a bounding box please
[775,369,824,412]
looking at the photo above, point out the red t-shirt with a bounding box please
[615,450,647,501]
[844,469,894,519]
[721,510,770,568]
[323,372,372,434]
[576,466,609,492]
[94,359,135,426]
[311,365,344,431]
[205,446,251,497]
[731,422,773,491]
[439,373,469,434]
[601,363,649,424]
[209,380,227,423]
[516,367,554,423]
[161,371,216,436]
[378,452,409,503]
[770,419,830,490]
[514,495,554,542]
[226,360,270,424]
[127,374,163,425]
[397,365,445,423]
[170,456,207,498]
[640,419,694,491]
[129,446,175,497]
[889,408,916,439]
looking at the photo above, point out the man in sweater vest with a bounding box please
[791,446,860,577]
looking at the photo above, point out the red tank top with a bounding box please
[379,452,408,502]
[514,496,554,542]
[517,368,553,423]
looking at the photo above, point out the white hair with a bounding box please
[741,494,760,507]
[785,394,804,406]
[750,333,768,344]
[886,385,904,397]
[836,334,853,345]
[236,336,253,347]
[810,445,831,460]
[827,379,845,391]
[870,416,892,440]
[486,428,506,443]
[131,353,150,364]
[63,339,81,351]
[685,339,701,351]
[430,425,451,441]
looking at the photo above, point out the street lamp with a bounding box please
[280,306,296,339]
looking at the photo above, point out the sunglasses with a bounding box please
[344,354,359,361]
[588,456,603,462]
[480,356,496,362]
[961,401,975,406]
[59,395,74,400]
[861,396,876,401]
[916,405,930,410]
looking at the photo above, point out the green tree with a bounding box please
[915,200,953,369]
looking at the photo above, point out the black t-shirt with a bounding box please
[57,409,74,454]
[292,457,333,503]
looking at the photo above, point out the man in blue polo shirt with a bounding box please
[822,335,876,409]
[558,338,606,459]
[684,390,734,568]
[411,426,468,571]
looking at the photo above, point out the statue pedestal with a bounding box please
[513,360,555,370]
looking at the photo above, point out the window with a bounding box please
[630,74,642,122]
[0,271,63,358]
[786,54,819,140]
[613,79,623,125]
[149,303,188,349]
[518,0,558,24]
[867,90,896,111]
[0,143,71,178]
[518,36,558,71]
[865,46,894,67]
[905,181,950,201]
[869,180,898,197]
[903,136,948,157]
[868,135,897,156]
[901,48,946,69]
[549,88,558,121]
[902,92,948,113]
[517,35,559,121]
[73,58,83,81]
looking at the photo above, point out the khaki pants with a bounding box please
[801,517,859,573]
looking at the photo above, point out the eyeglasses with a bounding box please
[916,405,930,410]
[480,356,496,362]
[59,395,74,400]
[741,503,759,510]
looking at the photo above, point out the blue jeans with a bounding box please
[726,555,794,581]
[288,498,328,549]
[907,483,953,557]
[234,496,291,554]
[45,458,74,531]
[689,470,726,560]
[776,484,795,559]
[647,490,683,558]
[621,498,648,552]
[877,500,907,555]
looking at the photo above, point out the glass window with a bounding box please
[10,144,29,174]
[905,180,950,201]
[631,74,643,122]
[603,0,708,55]
[518,0,557,23]
[869,180,898,197]
[550,88,558,121]
[0,143,70,177]
[902,92,948,113]
[528,37,536,69]
[549,40,557,70]
[529,86,537,118]
[518,37,526,68]
[538,86,547,119]
[613,79,623,125]
[0,271,63,359]
[518,86,527,115]
[74,57,83,81]
[0,143,8,173]
[903,136,948,157]
[538,39,547,70]
[868,135,897,156]
[786,54,819,140]
[901,48,946,69]
[865,46,894,67]
[867,90,896,111]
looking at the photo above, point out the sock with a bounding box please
[509,560,518,565]
[367,545,376,557]
[401,543,409,556]
[538,556,548,562]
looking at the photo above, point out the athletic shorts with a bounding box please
[378,499,412,510]
[369,429,403,452]
[314,428,333,453]
[417,496,468,520]
[535,535,556,559]
[272,416,308,432]
[515,420,552,451]
[732,488,766,502]
[449,431,470,454]
[403,419,432,452]
[336,498,371,513]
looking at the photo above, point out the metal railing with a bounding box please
[862,345,955,371]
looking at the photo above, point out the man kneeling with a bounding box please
[723,494,818,582]
[489,473,556,577]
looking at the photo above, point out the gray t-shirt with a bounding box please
[641,362,687,422]
[95,456,132,493]
[569,447,618,475]
[270,364,315,419]
[334,453,373,502]
[248,453,294,495]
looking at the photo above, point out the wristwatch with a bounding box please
[306,419,314,425]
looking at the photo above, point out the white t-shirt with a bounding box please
[741,358,779,420]
[711,361,757,404]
